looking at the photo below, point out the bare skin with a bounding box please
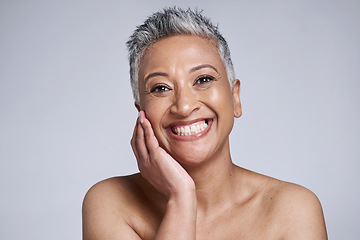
[82,35,327,239]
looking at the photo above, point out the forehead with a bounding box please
[138,35,225,76]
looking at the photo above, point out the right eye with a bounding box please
[150,85,171,93]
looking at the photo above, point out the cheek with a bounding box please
[205,85,234,113]
[141,98,169,128]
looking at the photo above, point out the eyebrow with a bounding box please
[144,64,219,83]
[144,72,169,83]
[189,64,219,74]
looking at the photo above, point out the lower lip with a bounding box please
[166,119,213,141]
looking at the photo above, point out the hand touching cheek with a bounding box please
[131,111,195,198]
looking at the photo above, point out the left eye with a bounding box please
[195,76,215,85]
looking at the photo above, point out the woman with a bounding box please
[82,7,327,239]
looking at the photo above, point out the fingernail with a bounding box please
[138,112,144,124]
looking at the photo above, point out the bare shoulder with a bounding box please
[265,178,328,239]
[83,174,143,210]
[82,174,157,240]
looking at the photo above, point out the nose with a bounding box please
[170,87,200,117]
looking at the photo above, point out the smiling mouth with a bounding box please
[171,120,209,136]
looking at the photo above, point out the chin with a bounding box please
[167,147,214,167]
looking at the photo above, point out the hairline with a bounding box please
[127,8,236,104]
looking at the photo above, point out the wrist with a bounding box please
[167,186,197,210]
[168,180,196,199]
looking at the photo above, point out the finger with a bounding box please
[139,111,159,153]
[130,117,138,149]
[131,114,150,170]
[135,115,151,163]
[130,116,141,160]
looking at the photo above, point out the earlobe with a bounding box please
[135,102,141,112]
[232,79,242,118]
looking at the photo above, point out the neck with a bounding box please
[184,143,239,214]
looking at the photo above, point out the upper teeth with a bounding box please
[173,122,208,136]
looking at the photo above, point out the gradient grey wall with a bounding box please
[1,0,359,239]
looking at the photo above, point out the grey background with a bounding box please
[1,0,359,239]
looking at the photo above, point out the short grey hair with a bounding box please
[127,7,236,103]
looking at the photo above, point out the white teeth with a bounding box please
[184,126,190,135]
[173,121,208,136]
[190,125,196,134]
[196,124,200,132]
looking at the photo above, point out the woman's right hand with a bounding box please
[130,111,195,199]
[131,111,197,239]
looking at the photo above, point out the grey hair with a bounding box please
[127,7,236,103]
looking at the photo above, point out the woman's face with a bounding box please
[137,35,241,166]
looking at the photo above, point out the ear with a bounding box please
[134,102,141,112]
[232,79,242,118]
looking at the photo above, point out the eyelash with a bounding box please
[149,75,215,93]
[194,75,215,85]
[150,84,171,93]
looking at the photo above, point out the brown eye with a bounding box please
[195,76,215,85]
[150,85,171,93]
